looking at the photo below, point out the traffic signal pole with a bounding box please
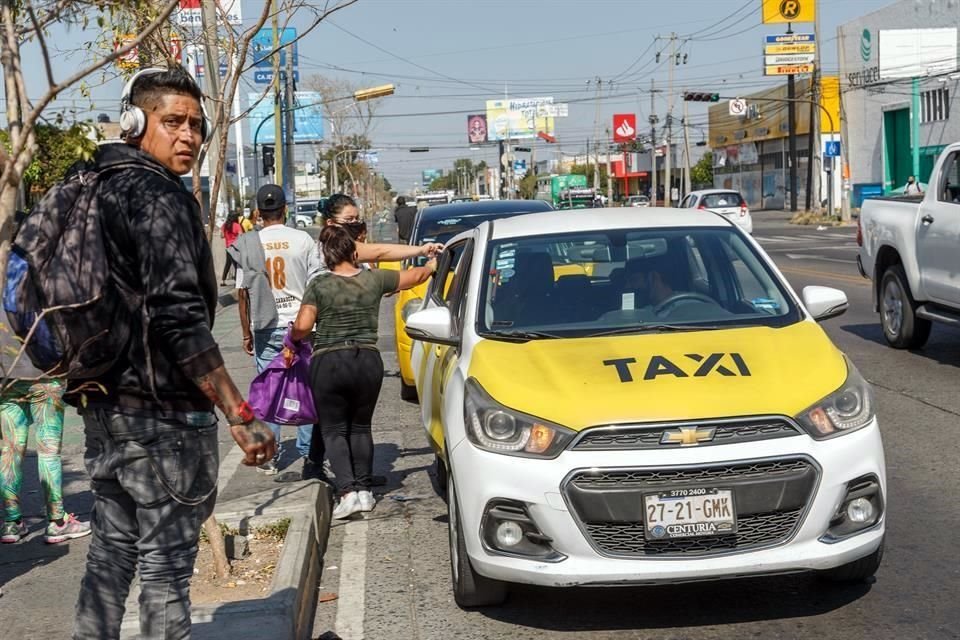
[650,79,658,204]
[786,22,798,213]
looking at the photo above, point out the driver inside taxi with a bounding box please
[622,254,680,309]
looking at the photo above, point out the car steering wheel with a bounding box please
[654,292,717,315]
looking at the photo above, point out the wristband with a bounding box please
[227,401,255,426]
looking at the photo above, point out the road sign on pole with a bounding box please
[824,140,841,157]
[728,99,748,117]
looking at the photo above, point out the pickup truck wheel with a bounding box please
[819,538,883,583]
[448,473,508,608]
[880,265,931,349]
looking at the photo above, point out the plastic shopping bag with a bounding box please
[248,340,317,426]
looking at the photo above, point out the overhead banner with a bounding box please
[761,0,815,24]
[175,0,241,27]
[247,91,323,145]
[467,114,488,144]
[485,97,556,141]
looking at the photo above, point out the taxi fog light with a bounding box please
[495,521,524,548]
[846,497,873,523]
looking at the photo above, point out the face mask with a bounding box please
[342,221,366,240]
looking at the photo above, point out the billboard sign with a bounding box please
[252,27,298,69]
[175,0,241,26]
[467,114,488,144]
[761,0,814,24]
[764,34,816,76]
[247,91,323,145]
[879,28,958,79]
[422,169,442,186]
[612,114,637,143]
[485,97,556,141]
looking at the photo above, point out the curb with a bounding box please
[119,481,332,640]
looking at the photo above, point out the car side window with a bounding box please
[680,195,694,208]
[938,152,960,205]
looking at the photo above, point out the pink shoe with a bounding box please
[45,514,91,544]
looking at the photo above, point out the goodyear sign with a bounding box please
[762,0,815,24]
[764,34,816,76]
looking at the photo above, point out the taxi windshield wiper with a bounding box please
[585,324,724,338]
[482,329,563,342]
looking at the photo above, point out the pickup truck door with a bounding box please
[917,150,960,305]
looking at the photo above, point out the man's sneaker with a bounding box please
[45,514,92,544]
[1,520,27,543]
[358,491,375,512]
[332,492,363,520]
[257,458,279,475]
[301,459,326,481]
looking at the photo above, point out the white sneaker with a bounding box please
[332,492,362,520]
[358,491,375,512]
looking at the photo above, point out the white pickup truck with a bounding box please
[857,143,960,348]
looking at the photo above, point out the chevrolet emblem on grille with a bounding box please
[661,426,717,446]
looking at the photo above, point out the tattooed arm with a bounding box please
[192,366,276,466]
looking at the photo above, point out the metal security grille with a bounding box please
[569,459,811,488]
[573,419,801,451]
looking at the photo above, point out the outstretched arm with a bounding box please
[356,241,442,263]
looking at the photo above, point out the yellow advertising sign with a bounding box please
[764,43,817,54]
[485,97,556,141]
[765,63,815,75]
[761,0,815,24]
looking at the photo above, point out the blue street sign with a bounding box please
[765,33,815,44]
[252,28,298,69]
[254,70,300,85]
[824,141,841,157]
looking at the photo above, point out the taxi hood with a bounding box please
[466,322,847,431]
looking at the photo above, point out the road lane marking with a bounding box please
[336,520,368,640]
[784,253,857,264]
[778,266,870,286]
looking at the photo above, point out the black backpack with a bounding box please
[3,162,155,379]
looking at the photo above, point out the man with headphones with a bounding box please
[71,66,276,639]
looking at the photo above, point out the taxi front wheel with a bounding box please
[400,380,418,402]
[818,537,884,584]
[448,473,508,608]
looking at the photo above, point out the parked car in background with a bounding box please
[680,189,753,234]
[857,142,960,349]
[625,195,650,208]
[294,200,319,228]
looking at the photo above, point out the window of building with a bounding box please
[921,87,949,123]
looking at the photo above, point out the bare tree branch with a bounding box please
[25,2,55,90]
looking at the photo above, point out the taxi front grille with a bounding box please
[563,458,818,558]
[583,508,804,556]
[573,419,801,451]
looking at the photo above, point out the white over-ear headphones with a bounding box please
[119,67,211,142]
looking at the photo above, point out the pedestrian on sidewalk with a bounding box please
[904,176,923,196]
[285,225,437,519]
[0,319,91,545]
[71,66,276,640]
[220,212,243,285]
[230,184,322,478]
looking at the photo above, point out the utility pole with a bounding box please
[283,47,297,219]
[650,79,658,204]
[837,25,852,222]
[200,0,230,218]
[786,23,798,213]
[682,96,693,196]
[606,128,613,204]
[592,77,602,193]
[665,34,675,207]
[812,6,823,214]
[271,1,283,187]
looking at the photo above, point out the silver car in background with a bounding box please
[681,189,753,234]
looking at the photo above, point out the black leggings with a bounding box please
[309,347,383,495]
[221,250,237,282]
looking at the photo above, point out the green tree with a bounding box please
[691,153,714,188]
[518,172,538,199]
[429,174,456,191]
[568,163,609,191]
[0,123,98,207]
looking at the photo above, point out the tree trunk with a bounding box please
[202,515,231,579]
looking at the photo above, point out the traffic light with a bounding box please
[261,145,274,175]
[683,92,720,102]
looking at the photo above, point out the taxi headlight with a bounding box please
[795,358,874,439]
[401,298,423,323]
[464,378,575,458]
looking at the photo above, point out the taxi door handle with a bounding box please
[921,214,934,225]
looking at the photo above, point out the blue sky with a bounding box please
[19,0,894,191]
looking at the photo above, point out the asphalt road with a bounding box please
[314,212,960,640]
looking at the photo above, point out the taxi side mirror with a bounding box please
[405,306,458,346]
[802,286,848,321]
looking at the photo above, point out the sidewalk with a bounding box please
[0,285,307,636]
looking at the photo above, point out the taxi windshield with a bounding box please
[477,227,801,338]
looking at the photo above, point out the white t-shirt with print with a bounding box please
[242,224,323,325]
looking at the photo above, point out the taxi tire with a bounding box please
[447,473,508,608]
[400,380,418,402]
[430,455,448,502]
[879,265,931,349]
[819,537,884,584]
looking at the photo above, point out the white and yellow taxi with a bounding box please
[405,208,885,607]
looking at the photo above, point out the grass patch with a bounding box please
[253,518,291,542]
[790,211,846,226]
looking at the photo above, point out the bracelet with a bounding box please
[227,401,255,426]
[242,334,253,342]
